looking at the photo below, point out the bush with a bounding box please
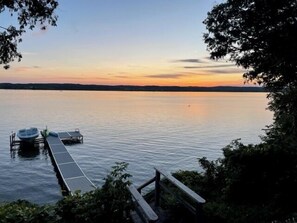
[173,140,297,223]
[0,200,55,223]
[0,162,133,223]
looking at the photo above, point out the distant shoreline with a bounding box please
[0,83,265,92]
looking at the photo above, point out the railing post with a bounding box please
[137,188,141,194]
[155,169,161,207]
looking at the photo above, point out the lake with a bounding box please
[0,90,272,204]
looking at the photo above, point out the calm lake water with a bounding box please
[0,90,272,204]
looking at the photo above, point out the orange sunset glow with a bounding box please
[0,0,247,87]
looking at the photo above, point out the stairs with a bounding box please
[128,167,205,223]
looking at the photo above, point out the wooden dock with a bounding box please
[45,131,96,195]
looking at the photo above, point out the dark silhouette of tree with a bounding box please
[204,0,297,142]
[197,2,297,221]
[0,0,58,69]
[166,2,297,220]
[203,0,297,93]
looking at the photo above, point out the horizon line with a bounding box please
[0,83,264,92]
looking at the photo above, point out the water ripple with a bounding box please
[0,90,272,203]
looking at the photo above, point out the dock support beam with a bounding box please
[155,170,161,207]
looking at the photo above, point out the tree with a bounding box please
[204,0,297,140]
[192,1,297,221]
[0,0,58,69]
[203,0,297,92]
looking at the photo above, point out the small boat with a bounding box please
[17,127,39,142]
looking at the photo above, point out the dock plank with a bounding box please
[53,152,74,164]
[46,136,62,145]
[65,177,96,194]
[58,132,71,139]
[58,163,84,179]
[49,144,68,154]
[68,131,83,138]
[45,131,96,195]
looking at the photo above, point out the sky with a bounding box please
[0,0,248,86]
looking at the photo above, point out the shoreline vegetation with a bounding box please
[0,83,264,92]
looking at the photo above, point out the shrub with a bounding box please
[173,140,297,223]
[0,162,133,223]
[0,200,55,223]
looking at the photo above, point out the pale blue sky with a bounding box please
[0,0,246,86]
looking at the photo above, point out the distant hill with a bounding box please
[0,83,265,92]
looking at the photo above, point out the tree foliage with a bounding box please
[264,85,297,144]
[174,140,297,222]
[203,0,297,92]
[0,0,58,69]
[204,0,297,152]
[171,1,297,222]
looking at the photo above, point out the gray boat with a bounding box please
[17,127,39,142]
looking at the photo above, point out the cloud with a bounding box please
[205,68,245,74]
[114,75,130,79]
[145,74,186,79]
[105,72,130,78]
[172,59,204,63]
[145,70,243,79]
[180,71,216,76]
[14,66,40,72]
[184,64,236,69]
[202,56,214,61]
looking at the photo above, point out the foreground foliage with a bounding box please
[0,200,55,223]
[173,140,297,223]
[0,162,132,223]
[196,1,297,221]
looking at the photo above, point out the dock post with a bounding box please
[9,134,12,149]
[155,169,161,207]
[10,132,15,150]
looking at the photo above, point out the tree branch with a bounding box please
[0,25,8,30]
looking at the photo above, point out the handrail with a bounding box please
[137,176,156,193]
[128,184,158,223]
[154,167,206,222]
[129,167,206,223]
[155,167,205,204]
